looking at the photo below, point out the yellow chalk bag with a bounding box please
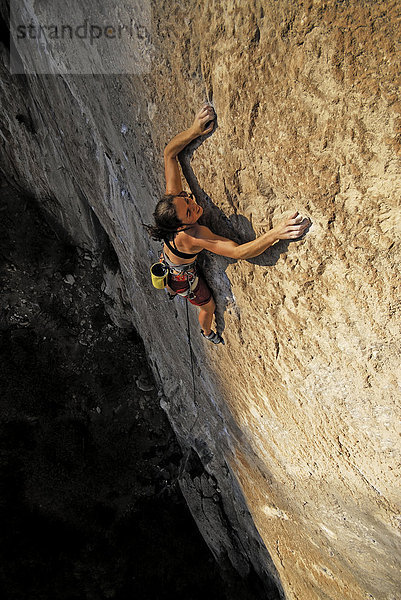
[150,262,168,289]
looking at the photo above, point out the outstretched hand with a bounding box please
[274,212,311,240]
[191,104,215,137]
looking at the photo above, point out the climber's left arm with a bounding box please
[164,105,215,195]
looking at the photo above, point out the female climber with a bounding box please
[146,104,310,344]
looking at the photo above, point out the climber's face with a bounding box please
[174,192,203,226]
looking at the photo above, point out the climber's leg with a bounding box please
[175,271,223,343]
[197,296,215,336]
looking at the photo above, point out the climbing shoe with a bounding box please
[201,329,225,345]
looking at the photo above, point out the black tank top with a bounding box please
[164,237,199,260]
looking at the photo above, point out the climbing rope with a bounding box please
[156,298,199,497]
[185,297,197,409]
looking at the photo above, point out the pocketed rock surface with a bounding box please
[1,1,401,599]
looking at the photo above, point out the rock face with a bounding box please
[0,182,235,600]
[1,1,400,599]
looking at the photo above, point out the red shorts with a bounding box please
[168,272,212,307]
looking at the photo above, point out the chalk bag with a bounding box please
[150,262,168,289]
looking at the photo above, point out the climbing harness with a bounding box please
[150,253,198,296]
[161,251,199,299]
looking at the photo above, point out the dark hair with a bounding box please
[144,194,182,241]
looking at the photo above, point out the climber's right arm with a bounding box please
[194,213,310,260]
[164,105,215,195]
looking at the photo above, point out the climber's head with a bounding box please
[173,191,203,226]
[145,192,202,241]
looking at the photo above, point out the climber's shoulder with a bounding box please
[189,225,239,258]
[190,224,217,242]
[192,224,209,235]
[192,225,229,242]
